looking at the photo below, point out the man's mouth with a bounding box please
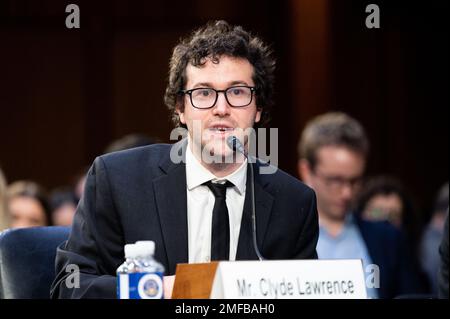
[208,125,234,133]
[209,127,234,132]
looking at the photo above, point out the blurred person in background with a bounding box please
[6,180,51,228]
[0,166,9,231]
[355,175,429,293]
[356,176,413,228]
[73,167,89,203]
[103,133,160,154]
[49,187,78,226]
[420,182,449,295]
[69,134,160,203]
[298,112,424,298]
[68,134,160,206]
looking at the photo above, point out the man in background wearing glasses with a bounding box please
[51,20,319,299]
[297,112,423,298]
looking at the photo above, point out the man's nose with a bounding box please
[340,183,354,200]
[212,92,231,116]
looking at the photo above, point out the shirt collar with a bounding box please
[319,213,356,238]
[185,139,247,195]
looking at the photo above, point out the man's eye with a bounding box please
[195,90,211,97]
[231,88,243,95]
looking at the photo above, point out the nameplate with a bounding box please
[210,259,367,299]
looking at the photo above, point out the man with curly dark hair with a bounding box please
[51,20,318,299]
[165,20,274,128]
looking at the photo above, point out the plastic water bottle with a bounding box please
[116,241,165,299]
[135,241,165,299]
[117,243,140,299]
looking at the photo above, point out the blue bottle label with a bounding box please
[117,272,164,299]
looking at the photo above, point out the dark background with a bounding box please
[0,0,448,222]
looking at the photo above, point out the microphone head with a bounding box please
[227,135,246,156]
[226,135,238,152]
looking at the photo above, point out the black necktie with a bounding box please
[204,180,233,261]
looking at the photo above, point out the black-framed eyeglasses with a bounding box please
[178,86,256,109]
[312,170,363,191]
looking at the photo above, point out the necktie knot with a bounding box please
[204,180,233,198]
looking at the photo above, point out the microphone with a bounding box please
[227,135,246,156]
[226,136,265,261]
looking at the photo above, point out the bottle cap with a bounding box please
[124,243,139,258]
[135,240,155,256]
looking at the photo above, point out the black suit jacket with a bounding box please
[356,217,425,299]
[50,140,319,298]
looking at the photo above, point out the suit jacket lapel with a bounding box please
[152,140,188,275]
[236,161,274,260]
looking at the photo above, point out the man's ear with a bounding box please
[298,159,313,186]
[176,103,186,125]
[254,108,262,123]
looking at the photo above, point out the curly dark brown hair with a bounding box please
[164,20,275,127]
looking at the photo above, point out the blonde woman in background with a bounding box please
[6,180,51,228]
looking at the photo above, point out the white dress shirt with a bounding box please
[185,141,247,263]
